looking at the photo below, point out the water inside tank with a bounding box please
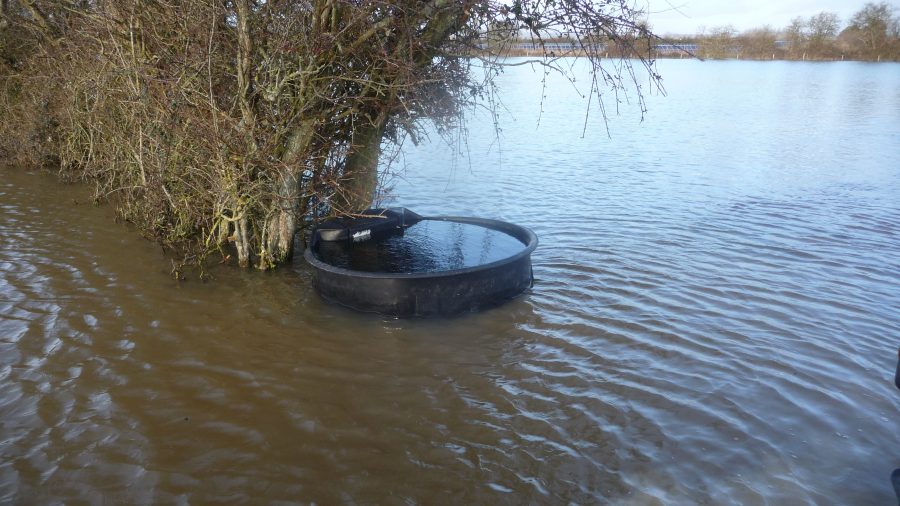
[316,220,527,273]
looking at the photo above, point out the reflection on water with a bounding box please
[2,60,900,504]
[316,220,526,273]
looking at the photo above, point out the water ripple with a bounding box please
[4,61,900,504]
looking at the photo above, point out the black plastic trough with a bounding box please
[304,209,538,317]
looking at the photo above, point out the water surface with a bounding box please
[315,220,527,273]
[2,60,899,504]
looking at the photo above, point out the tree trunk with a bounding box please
[259,119,317,267]
[0,0,8,30]
[328,2,468,213]
[234,215,251,268]
[260,171,299,267]
[21,0,52,35]
[334,113,388,212]
[234,0,255,132]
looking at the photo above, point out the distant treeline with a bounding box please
[490,2,899,62]
[665,2,899,61]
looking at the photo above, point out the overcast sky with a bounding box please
[644,0,883,35]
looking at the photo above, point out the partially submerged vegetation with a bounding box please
[488,2,900,62]
[661,2,899,61]
[0,2,897,274]
[681,2,900,61]
[0,0,659,271]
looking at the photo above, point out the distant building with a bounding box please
[653,43,698,54]
[477,40,607,53]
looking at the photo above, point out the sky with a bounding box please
[643,0,884,35]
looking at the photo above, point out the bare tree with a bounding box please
[807,12,840,57]
[701,25,737,58]
[845,2,899,59]
[1,0,662,270]
[784,16,807,57]
[739,26,778,58]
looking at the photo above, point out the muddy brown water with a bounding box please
[2,60,900,503]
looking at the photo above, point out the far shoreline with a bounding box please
[477,50,898,63]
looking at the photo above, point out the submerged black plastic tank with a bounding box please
[304,208,538,317]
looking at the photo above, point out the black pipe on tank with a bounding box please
[895,347,900,390]
[893,347,900,505]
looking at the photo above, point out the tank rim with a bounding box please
[303,216,538,280]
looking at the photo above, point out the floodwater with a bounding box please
[315,220,527,273]
[2,60,900,504]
